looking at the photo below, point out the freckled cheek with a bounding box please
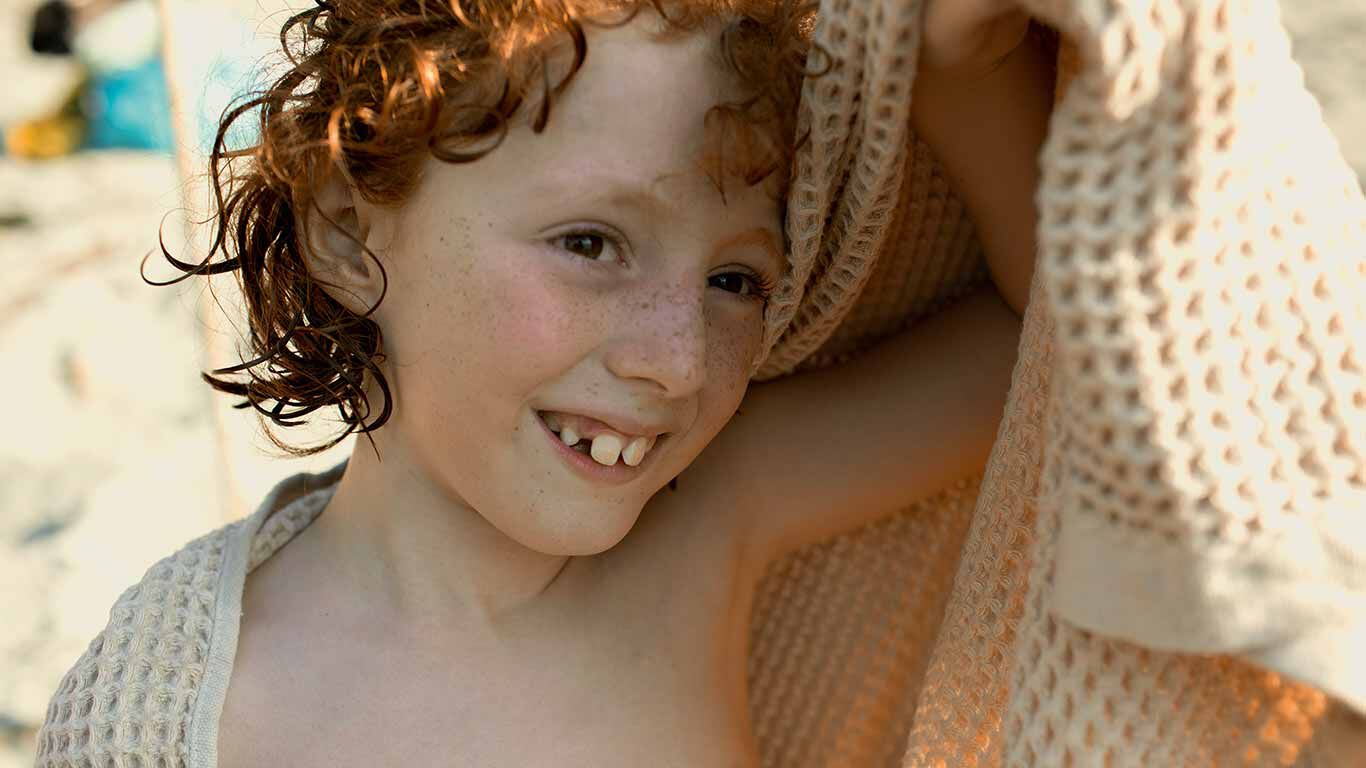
[706,313,764,397]
[486,271,585,369]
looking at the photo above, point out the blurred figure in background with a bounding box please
[29,0,74,54]
[6,0,172,157]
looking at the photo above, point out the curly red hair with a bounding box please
[146,0,825,457]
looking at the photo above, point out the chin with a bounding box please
[503,497,646,556]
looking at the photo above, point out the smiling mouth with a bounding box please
[534,410,666,469]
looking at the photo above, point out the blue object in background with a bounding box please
[195,47,265,157]
[181,7,274,159]
[82,53,175,153]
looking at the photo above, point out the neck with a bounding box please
[312,431,579,641]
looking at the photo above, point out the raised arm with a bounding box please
[909,8,1057,316]
[694,6,1057,571]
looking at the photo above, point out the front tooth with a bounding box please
[589,434,624,466]
[621,436,650,467]
[559,425,579,446]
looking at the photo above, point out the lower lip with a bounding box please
[534,410,665,486]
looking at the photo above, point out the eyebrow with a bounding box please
[528,169,785,273]
[717,227,785,276]
[524,169,676,218]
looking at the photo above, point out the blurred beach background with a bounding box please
[1,0,1362,765]
[1,0,354,762]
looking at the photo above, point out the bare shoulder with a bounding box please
[216,526,397,766]
[215,535,305,767]
[217,519,370,766]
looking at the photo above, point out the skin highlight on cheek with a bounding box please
[497,266,582,361]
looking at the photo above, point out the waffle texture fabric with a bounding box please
[747,0,1365,765]
[34,0,1365,766]
[32,463,346,768]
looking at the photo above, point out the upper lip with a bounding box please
[538,408,672,439]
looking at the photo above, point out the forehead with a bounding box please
[552,13,734,128]
[499,13,768,202]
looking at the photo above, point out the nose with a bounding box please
[603,277,708,398]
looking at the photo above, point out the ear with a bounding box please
[300,169,387,316]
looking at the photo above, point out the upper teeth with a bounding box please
[548,415,656,467]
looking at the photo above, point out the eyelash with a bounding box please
[551,229,775,303]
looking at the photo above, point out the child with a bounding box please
[37,0,1055,764]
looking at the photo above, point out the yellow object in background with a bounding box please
[5,115,85,158]
[4,73,88,159]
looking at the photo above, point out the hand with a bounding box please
[919,0,1033,79]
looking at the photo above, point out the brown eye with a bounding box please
[560,233,606,259]
[710,271,774,303]
[710,273,751,294]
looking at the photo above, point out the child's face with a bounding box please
[358,13,784,554]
